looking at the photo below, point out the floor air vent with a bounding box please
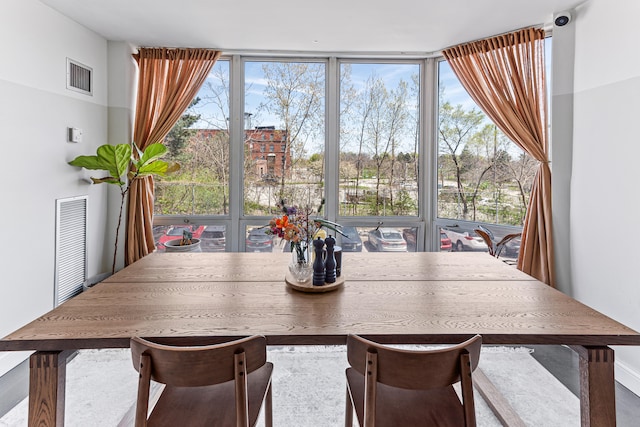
[55,195,88,306]
[66,58,93,95]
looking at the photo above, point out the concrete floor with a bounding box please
[529,345,640,427]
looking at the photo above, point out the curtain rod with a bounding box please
[214,48,442,59]
[136,25,553,60]
[439,24,548,52]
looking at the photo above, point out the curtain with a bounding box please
[442,28,555,287]
[126,48,221,266]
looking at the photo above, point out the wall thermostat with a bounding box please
[68,127,83,143]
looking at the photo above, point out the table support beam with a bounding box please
[28,350,71,427]
[572,346,616,427]
[473,367,526,427]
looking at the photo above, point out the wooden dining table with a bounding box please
[2,251,639,426]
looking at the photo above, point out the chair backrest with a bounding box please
[347,335,482,427]
[474,228,496,256]
[347,334,482,390]
[130,335,268,387]
[494,232,521,258]
[475,225,521,259]
[131,335,269,427]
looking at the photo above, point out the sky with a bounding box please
[193,59,470,131]
[191,37,552,154]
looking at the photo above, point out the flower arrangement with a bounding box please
[268,199,344,264]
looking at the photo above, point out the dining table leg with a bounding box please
[573,345,616,427]
[28,350,72,427]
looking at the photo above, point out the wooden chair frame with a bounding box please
[474,225,521,258]
[345,334,482,427]
[130,335,273,427]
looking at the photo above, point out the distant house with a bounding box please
[196,126,290,180]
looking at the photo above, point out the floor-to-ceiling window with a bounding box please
[152,46,551,257]
[434,58,532,260]
[338,61,421,252]
[433,38,552,261]
[153,59,232,252]
[242,60,327,250]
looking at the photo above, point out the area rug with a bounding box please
[0,346,579,427]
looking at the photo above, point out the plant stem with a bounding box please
[112,189,126,275]
[112,174,137,275]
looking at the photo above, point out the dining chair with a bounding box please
[474,225,521,258]
[130,335,273,427]
[345,334,482,427]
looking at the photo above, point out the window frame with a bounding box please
[432,56,527,244]
[153,52,530,254]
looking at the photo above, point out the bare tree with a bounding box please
[260,62,324,199]
[199,133,230,214]
[438,101,484,219]
[408,73,420,191]
[199,66,230,131]
[508,151,538,224]
[357,76,410,215]
[385,80,409,211]
[347,74,377,213]
[463,124,511,221]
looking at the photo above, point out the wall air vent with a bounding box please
[66,58,93,95]
[55,195,88,306]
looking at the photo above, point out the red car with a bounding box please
[157,225,204,250]
[440,231,452,252]
[402,228,452,252]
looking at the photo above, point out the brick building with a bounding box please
[195,127,290,180]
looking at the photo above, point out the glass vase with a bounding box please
[289,243,313,282]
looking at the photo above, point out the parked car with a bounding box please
[340,226,363,252]
[153,225,168,242]
[442,228,488,252]
[200,225,226,252]
[440,231,452,252]
[367,227,407,252]
[157,225,204,250]
[500,236,521,258]
[246,228,274,252]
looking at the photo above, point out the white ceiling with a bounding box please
[40,0,584,54]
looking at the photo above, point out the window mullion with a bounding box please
[423,57,437,251]
[324,57,339,223]
[229,55,243,251]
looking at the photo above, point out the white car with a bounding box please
[442,228,489,252]
[367,227,408,252]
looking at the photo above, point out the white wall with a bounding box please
[569,0,640,395]
[106,41,138,273]
[0,0,111,371]
[551,13,576,298]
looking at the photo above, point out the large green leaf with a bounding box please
[69,142,178,185]
[68,155,104,170]
[137,160,169,177]
[95,144,131,180]
[137,143,167,169]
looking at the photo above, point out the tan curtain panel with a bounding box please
[126,48,221,266]
[442,28,555,287]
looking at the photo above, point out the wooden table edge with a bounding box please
[3,333,640,352]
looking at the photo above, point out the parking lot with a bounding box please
[154,224,520,259]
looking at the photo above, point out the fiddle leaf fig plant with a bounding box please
[69,142,179,274]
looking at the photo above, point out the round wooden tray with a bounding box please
[285,273,345,293]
